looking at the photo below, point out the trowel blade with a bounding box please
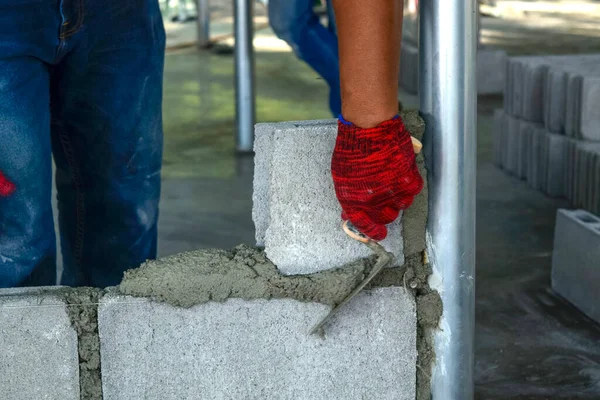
[309,221,393,335]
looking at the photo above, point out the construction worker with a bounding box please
[330,0,423,240]
[267,0,341,116]
[0,0,165,288]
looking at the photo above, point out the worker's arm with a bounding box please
[332,0,403,128]
[330,0,423,241]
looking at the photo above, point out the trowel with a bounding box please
[309,220,395,335]
[309,136,422,335]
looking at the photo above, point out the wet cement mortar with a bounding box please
[44,110,440,400]
[55,287,104,400]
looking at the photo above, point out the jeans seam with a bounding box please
[60,0,84,39]
[56,129,86,274]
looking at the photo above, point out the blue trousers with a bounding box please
[0,0,165,288]
[268,0,340,116]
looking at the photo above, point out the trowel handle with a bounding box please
[411,136,422,154]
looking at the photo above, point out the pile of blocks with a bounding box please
[493,54,600,215]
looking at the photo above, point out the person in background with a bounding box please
[267,0,341,116]
[0,0,165,288]
[330,0,423,240]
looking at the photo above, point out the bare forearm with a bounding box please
[332,0,403,128]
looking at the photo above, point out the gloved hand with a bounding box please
[0,171,15,197]
[331,115,423,241]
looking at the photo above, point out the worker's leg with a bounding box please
[51,0,166,287]
[268,0,340,115]
[0,9,59,287]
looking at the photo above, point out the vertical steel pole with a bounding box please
[234,0,255,153]
[196,0,211,48]
[419,0,477,399]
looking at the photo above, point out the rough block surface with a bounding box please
[254,119,405,275]
[552,209,600,324]
[0,288,80,400]
[99,287,417,400]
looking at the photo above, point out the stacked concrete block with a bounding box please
[399,40,419,94]
[399,43,507,95]
[253,120,405,275]
[573,143,600,213]
[552,209,600,324]
[99,288,417,400]
[495,54,600,214]
[477,47,508,95]
[0,288,80,400]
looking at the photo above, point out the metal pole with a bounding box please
[234,0,255,153]
[196,0,210,48]
[419,0,477,399]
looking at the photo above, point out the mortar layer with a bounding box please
[119,244,375,308]
[55,287,104,400]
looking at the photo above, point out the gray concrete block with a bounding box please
[492,109,506,167]
[99,287,417,400]
[552,209,600,324]
[513,61,524,118]
[505,117,521,175]
[580,77,600,141]
[262,120,404,275]
[564,74,582,138]
[518,120,532,179]
[0,288,80,400]
[544,67,568,134]
[522,63,547,123]
[253,123,278,247]
[503,58,513,113]
[542,133,568,197]
[399,40,419,94]
[565,139,578,203]
[574,143,600,211]
[477,47,507,95]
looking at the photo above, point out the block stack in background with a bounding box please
[493,54,600,215]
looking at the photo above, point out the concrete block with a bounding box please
[513,61,524,118]
[580,76,600,141]
[574,143,600,211]
[0,288,80,400]
[492,109,506,167]
[257,120,404,275]
[253,123,277,247]
[544,133,571,198]
[552,209,600,324]
[522,63,547,123]
[477,47,507,95]
[565,139,578,203]
[399,40,419,94]
[505,117,521,175]
[517,120,536,179]
[99,287,417,400]
[564,73,582,138]
[544,67,568,134]
[503,57,513,113]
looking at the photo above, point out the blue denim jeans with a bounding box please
[268,0,340,116]
[0,0,165,288]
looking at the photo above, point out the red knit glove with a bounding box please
[0,171,15,197]
[331,115,423,241]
